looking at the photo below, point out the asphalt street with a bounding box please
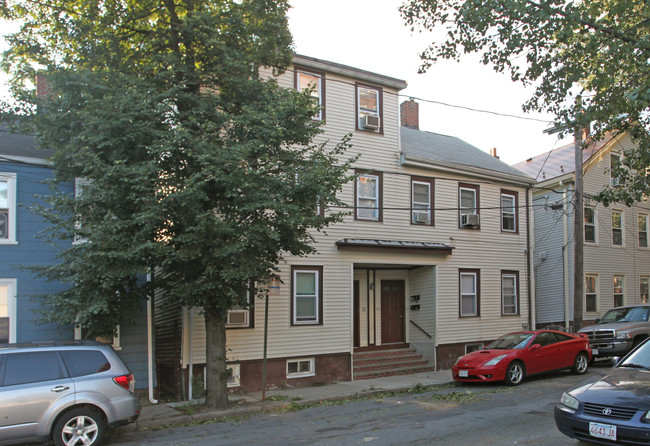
[107,367,608,446]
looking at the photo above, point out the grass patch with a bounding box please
[265,394,288,402]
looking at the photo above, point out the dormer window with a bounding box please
[356,84,382,133]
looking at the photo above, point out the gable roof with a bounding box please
[512,134,613,182]
[0,124,53,161]
[400,126,535,185]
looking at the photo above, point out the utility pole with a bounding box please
[573,96,584,332]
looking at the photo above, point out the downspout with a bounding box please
[526,187,533,330]
[147,271,158,404]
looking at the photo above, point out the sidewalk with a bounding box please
[119,369,454,432]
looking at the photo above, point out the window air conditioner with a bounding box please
[462,213,480,226]
[413,211,430,224]
[610,177,620,187]
[361,115,380,130]
[226,310,248,326]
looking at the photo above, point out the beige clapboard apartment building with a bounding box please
[154,55,537,397]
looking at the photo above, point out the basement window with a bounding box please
[227,363,241,388]
[465,343,484,354]
[286,357,315,378]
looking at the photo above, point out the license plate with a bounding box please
[592,348,599,355]
[459,370,468,378]
[589,422,616,441]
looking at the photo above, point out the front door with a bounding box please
[353,280,360,347]
[381,280,405,344]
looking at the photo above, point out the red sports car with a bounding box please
[452,330,592,386]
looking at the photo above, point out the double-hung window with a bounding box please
[459,183,479,228]
[584,206,596,243]
[226,280,254,328]
[0,173,17,244]
[501,271,519,315]
[585,274,598,312]
[612,210,623,246]
[500,190,517,232]
[638,213,648,248]
[0,279,17,343]
[291,266,323,325]
[295,67,325,121]
[411,176,433,225]
[613,275,625,307]
[641,277,649,304]
[356,84,382,132]
[610,153,624,186]
[459,269,480,317]
[356,171,382,221]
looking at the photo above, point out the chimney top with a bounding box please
[400,99,419,130]
[489,147,499,159]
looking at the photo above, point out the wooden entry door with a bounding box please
[381,280,405,344]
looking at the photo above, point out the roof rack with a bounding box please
[0,340,103,350]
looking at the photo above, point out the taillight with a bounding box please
[113,374,135,393]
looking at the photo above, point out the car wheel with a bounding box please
[53,408,106,446]
[504,361,524,386]
[572,352,589,375]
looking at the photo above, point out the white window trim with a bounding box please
[0,279,17,343]
[501,273,518,315]
[357,86,380,121]
[641,276,649,304]
[292,268,320,325]
[585,274,599,313]
[0,173,17,245]
[501,192,516,232]
[74,320,121,350]
[227,363,241,388]
[296,69,323,121]
[639,213,648,249]
[584,206,598,245]
[613,275,625,307]
[412,180,431,224]
[226,284,252,328]
[356,174,379,221]
[286,357,315,378]
[460,271,478,317]
[612,209,624,247]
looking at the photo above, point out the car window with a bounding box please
[552,332,572,343]
[620,340,650,368]
[533,332,557,347]
[60,350,111,377]
[2,352,64,386]
[487,333,534,349]
[599,307,649,323]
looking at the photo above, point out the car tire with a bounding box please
[53,408,106,446]
[572,352,589,375]
[504,361,524,386]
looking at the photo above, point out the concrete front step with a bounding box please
[354,365,437,380]
[353,348,419,361]
[354,352,425,367]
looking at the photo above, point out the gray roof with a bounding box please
[0,124,53,160]
[400,126,535,182]
[512,135,611,182]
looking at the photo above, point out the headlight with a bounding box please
[616,332,631,339]
[561,392,579,410]
[484,354,507,366]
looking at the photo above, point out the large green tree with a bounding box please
[401,0,650,204]
[1,0,355,408]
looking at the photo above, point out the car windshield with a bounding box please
[486,333,535,350]
[619,340,650,369]
[598,307,650,324]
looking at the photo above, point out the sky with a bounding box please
[0,0,565,166]
[287,0,562,165]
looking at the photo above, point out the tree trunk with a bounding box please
[204,309,228,409]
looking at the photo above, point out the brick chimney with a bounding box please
[36,72,50,98]
[400,99,419,129]
[490,148,499,159]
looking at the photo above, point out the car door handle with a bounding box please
[51,385,70,392]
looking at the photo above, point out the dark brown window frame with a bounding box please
[355,82,384,134]
[290,265,324,326]
[459,268,481,318]
[411,176,434,226]
[294,65,326,122]
[458,183,480,230]
[226,279,255,330]
[501,270,520,316]
[354,170,383,222]
[500,189,519,234]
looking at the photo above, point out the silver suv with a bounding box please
[578,305,650,359]
[0,341,141,446]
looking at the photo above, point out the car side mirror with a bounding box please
[595,318,600,324]
[611,356,621,366]
[531,343,541,350]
